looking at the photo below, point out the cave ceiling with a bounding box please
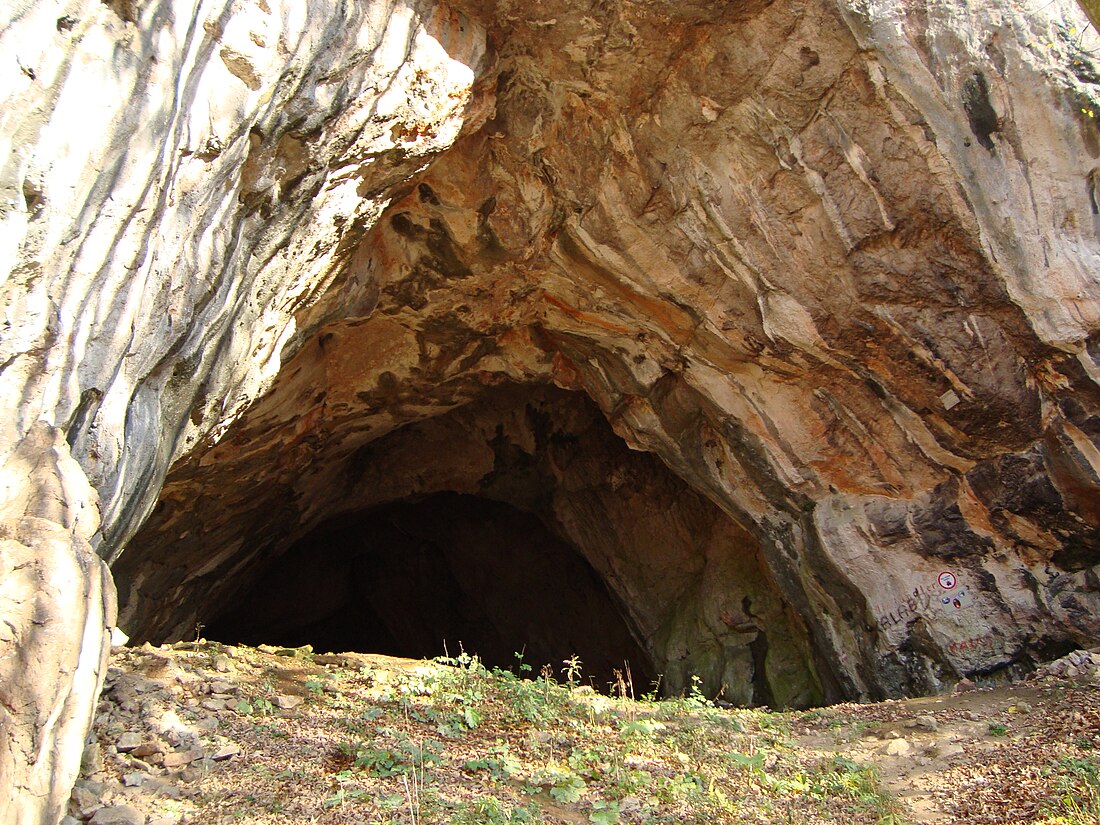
[89,0,1100,702]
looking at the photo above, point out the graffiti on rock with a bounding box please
[875,571,973,629]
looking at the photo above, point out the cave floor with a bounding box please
[73,642,1100,825]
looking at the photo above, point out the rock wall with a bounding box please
[1,0,487,820]
[0,424,113,825]
[3,0,1100,820]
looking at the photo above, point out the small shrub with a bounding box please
[1041,756,1100,823]
[529,763,587,803]
[450,797,542,824]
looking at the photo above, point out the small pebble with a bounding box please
[115,732,142,753]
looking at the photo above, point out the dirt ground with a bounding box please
[793,681,1100,823]
[68,642,1100,825]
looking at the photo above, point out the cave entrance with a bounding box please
[120,383,822,706]
[205,491,656,691]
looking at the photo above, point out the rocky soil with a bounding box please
[69,642,1100,824]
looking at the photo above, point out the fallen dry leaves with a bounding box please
[73,642,1100,825]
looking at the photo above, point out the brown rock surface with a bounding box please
[115,0,1100,703]
[3,0,1100,819]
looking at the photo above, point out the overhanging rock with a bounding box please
[2,0,1100,820]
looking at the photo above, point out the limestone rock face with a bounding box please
[3,0,1100,820]
[2,0,486,820]
[0,424,114,825]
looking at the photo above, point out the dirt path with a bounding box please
[793,681,1100,823]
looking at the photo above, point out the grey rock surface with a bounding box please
[88,805,144,825]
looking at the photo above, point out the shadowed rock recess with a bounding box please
[3,0,1100,820]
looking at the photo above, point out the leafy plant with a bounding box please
[729,750,767,772]
[514,649,533,675]
[450,798,542,824]
[589,800,620,824]
[1041,756,1100,823]
[550,774,587,804]
[656,771,705,801]
[354,746,404,777]
[252,722,287,738]
[568,747,612,780]
[619,718,663,737]
[322,786,368,808]
[233,698,267,715]
[687,674,713,708]
[325,692,352,709]
[493,667,561,724]
[340,737,442,779]
[464,745,521,780]
[530,763,587,803]
[803,756,902,822]
[562,655,584,689]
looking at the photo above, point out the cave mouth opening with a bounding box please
[205,491,658,692]
[121,383,823,706]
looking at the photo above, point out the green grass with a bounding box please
[1040,756,1100,824]
[308,652,908,824]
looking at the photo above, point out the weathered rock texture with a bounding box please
[3,0,488,819]
[3,0,1100,820]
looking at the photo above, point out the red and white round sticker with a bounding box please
[938,571,957,590]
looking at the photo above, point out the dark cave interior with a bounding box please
[206,492,657,691]
[119,383,815,706]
